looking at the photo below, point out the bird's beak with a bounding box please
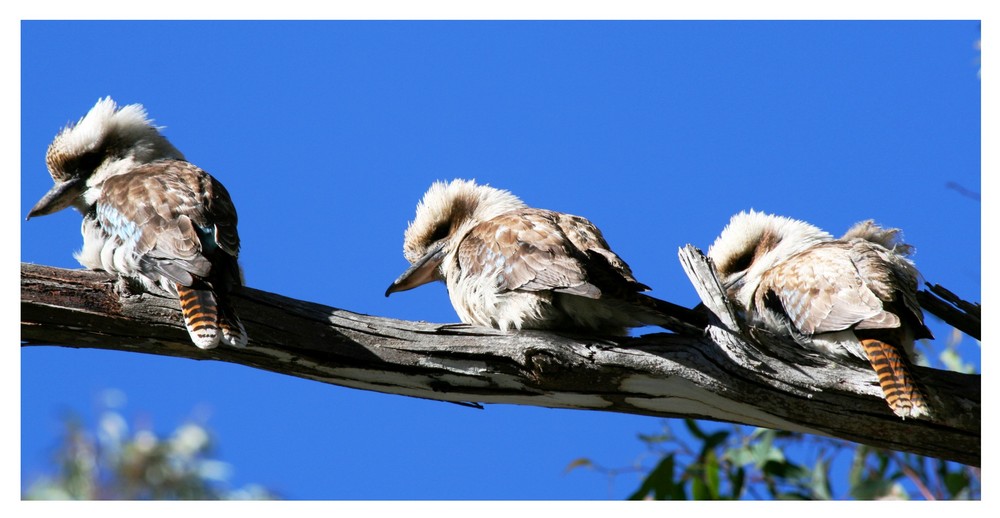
[26,177,85,220]
[385,240,447,297]
[720,270,747,296]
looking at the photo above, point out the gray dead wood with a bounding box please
[21,260,980,467]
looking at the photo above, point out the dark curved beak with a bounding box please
[720,270,747,297]
[26,177,85,220]
[385,240,447,297]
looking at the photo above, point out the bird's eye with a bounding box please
[72,149,105,176]
[724,250,754,275]
[429,222,451,244]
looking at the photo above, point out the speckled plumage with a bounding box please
[28,97,246,349]
[707,210,931,419]
[386,179,692,335]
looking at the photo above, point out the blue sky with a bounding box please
[18,19,981,501]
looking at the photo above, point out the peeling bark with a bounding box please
[20,260,980,467]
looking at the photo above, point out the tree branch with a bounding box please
[20,260,980,467]
[916,283,981,341]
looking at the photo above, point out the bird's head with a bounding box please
[27,97,185,219]
[385,178,526,296]
[707,210,832,308]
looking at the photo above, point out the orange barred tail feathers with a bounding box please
[176,283,222,349]
[860,338,929,419]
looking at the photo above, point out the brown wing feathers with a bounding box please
[459,210,597,296]
[101,161,245,349]
[759,239,930,418]
[458,208,702,334]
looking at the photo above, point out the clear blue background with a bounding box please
[20,21,981,500]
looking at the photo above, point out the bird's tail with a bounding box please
[176,282,248,349]
[217,294,248,348]
[177,282,223,349]
[860,338,929,419]
[633,293,709,336]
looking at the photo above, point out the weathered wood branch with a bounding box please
[917,283,981,341]
[21,260,980,467]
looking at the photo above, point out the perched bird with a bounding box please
[707,210,932,419]
[385,179,702,335]
[27,97,247,349]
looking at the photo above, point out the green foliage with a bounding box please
[23,398,278,500]
[572,419,979,500]
[575,328,980,501]
[628,453,683,500]
[934,328,979,374]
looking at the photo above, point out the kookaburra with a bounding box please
[707,210,931,419]
[385,179,702,336]
[27,97,247,349]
